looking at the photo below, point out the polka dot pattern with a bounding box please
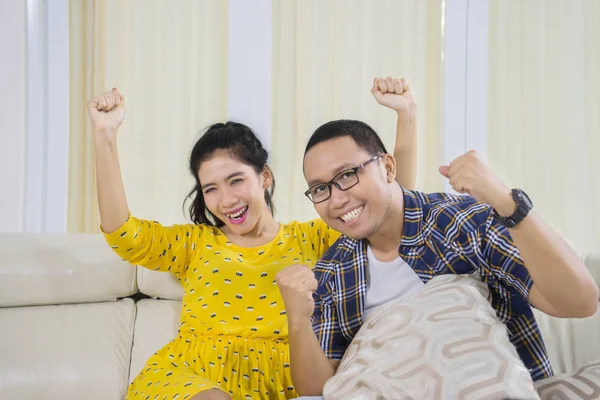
[105,216,339,399]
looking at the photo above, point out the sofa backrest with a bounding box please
[0,233,137,307]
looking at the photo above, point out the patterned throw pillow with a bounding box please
[535,361,600,399]
[323,274,540,400]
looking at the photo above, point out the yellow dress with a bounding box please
[104,216,339,400]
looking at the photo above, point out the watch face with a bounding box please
[519,190,533,208]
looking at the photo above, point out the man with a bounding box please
[276,117,598,397]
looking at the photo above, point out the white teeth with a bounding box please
[226,206,247,219]
[341,207,363,223]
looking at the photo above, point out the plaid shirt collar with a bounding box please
[322,188,424,332]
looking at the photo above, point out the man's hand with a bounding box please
[276,264,318,325]
[439,150,515,216]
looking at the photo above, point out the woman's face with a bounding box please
[198,150,272,235]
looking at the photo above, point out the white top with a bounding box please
[364,245,425,317]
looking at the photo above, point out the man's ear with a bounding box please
[383,154,397,183]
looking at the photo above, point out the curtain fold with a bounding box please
[68,0,228,232]
[487,0,600,253]
[271,0,445,223]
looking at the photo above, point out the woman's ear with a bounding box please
[261,165,274,189]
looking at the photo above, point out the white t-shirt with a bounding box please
[364,245,425,317]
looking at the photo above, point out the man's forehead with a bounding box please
[303,137,368,183]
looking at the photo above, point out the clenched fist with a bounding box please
[87,88,126,140]
[371,76,416,113]
[439,150,516,216]
[275,264,318,324]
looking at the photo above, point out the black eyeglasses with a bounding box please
[304,155,384,204]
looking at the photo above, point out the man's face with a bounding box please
[303,136,395,239]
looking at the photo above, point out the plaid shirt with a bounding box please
[312,187,553,381]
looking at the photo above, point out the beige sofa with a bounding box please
[0,233,599,399]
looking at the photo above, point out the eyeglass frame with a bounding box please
[304,154,384,204]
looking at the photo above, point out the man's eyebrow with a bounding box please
[307,162,355,187]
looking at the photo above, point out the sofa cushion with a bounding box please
[137,267,183,300]
[0,233,137,307]
[323,274,539,400]
[129,299,182,381]
[0,299,135,400]
[535,361,600,399]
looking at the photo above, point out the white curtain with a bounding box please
[487,0,600,254]
[0,1,26,232]
[271,0,445,224]
[68,0,228,232]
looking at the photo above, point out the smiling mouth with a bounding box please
[225,206,248,223]
[340,206,363,223]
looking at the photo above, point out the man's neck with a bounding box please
[367,185,405,260]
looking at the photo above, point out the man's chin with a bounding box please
[333,223,369,240]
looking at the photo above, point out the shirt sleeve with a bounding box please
[304,219,342,260]
[312,291,348,360]
[480,212,534,300]
[102,215,202,279]
[311,264,349,360]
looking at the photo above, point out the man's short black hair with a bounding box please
[304,119,388,157]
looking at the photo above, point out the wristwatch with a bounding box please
[493,189,533,228]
